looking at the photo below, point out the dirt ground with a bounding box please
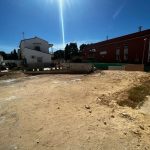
[0,71,150,150]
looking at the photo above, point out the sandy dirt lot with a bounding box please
[0,71,150,150]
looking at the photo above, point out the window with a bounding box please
[37,57,43,63]
[124,45,128,61]
[100,50,107,55]
[92,49,96,52]
[34,46,41,51]
[88,49,96,58]
[116,49,120,61]
[148,54,150,63]
[89,49,96,52]
[31,55,35,59]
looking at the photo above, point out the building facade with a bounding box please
[0,54,3,63]
[19,37,53,67]
[83,29,150,64]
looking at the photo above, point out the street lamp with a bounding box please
[142,38,147,64]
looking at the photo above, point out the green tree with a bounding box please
[14,49,18,59]
[64,43,79,60]
[0,49,18,60]
[79,44,87,55]
[70,43,78,57]
[64,44,70,60]
[53,50,64,60]
[0,51,7,59]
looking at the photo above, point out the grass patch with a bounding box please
[118,79,150,108]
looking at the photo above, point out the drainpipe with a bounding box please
[148,39,150,63]
[142,38,147,64]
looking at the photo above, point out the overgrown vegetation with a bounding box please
[52,43,88,62]
[118,79,150,108]
[0,49,18,60]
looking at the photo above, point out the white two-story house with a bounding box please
[19,37,53,67]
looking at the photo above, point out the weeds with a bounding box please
[118,79,150,108]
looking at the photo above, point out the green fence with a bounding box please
[88,63,150,72]
[90,63,127,70]
[144,65,150,72]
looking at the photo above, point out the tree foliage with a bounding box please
[0,49,18,60]
[53,42,87,62]
[53,50,64,60]
[64,43,79,60]
[79,44,87,58]
[79,44,87,53]
[0,51,7,59]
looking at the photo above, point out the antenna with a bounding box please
[106,35,109,40]
[22,32,25,40]
[138,26,143,32]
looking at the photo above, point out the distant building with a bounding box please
[19,37,53,67]
[0,54,3,63]
[83,29,150,64]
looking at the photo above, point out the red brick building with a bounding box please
[82,29,150,64]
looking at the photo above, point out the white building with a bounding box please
[0,54,3,63]
[19,37,53,67]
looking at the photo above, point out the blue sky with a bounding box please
[0,0,150,52]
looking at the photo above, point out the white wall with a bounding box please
[20,37,50,53]
[22,48,52,64]
[0,55,3,62]
[62,63,94,72]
